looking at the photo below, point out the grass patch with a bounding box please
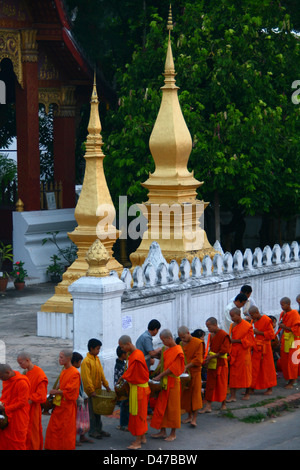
[240,413,267,424]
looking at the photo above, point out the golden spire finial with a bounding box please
[164,5,176,81]
[87,69,101,135]
[167,4,173,35]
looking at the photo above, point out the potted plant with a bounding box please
[0,242,13,292]
[46,254,64,283]
[10,261,28,290]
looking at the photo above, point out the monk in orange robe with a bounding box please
[0,363,30,450]
[178,326,203,427]
[226,307,255,402]
[150,329,185,442]
[44,349,81,450]
[200,317,231,413]
[118,335,150,450]
[277,297,300,389]
[17,352,48,450]
[247,307,277,395]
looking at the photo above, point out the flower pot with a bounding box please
[0,277,8,293]
[14,282,25,291]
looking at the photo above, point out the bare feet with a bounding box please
[164,435,176,442]
[199,406,212,414]
[263,389,273,395]
[182,417,192,424]
[242,394,250,401]
[127,443,141,450]
[151,431,167,439]
[226,397,236,403]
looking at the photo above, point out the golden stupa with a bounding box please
[41,73,123,314]
[130,7,216,268]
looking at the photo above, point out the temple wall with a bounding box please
[37,240,300,387]
[13,209,77,283]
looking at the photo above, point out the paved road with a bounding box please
[1,282,300,453]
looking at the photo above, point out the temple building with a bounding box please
[0,0,114,215]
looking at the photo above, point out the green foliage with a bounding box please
[0,242,13,276]
[99,0,300,220]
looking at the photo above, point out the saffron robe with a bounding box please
[251,315,277,390]
[278,309,300,381]
[122,349,150,436]
[181,337,204,412]
[150,345,185,430]
[44,366,80,450]
[205,329,231,402]
[229,319,254,389]
[0,371,30,450]
[25,365,48,450]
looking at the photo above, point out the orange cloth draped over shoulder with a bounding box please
[278,309,300,381]
[181,337,204,412]
[251,315,277,390]
[0,371,30,450]
[44,366,80,450]
[122,348,150,437]
[229,319,254,389]
[150,345,185,430]
[25,365,48,450]
[205,329,231,403]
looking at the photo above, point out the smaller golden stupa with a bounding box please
[41,73,123,314]
[130,6,216,268]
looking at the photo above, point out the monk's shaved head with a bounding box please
[206,317,218,325]
[280,297,291,305]
[119,335,132,346]
[0,364,12,374]
[17,351,31,360]
[160,329,173,339]
[248,306,259,315]
[178,326,189,335]
[0,363,14,381]
[60,349,73,359]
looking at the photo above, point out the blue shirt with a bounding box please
[136,330,154,370]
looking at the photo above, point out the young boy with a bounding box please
[114,346,129,431]
[80,338,111,440]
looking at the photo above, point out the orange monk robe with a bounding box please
[122,349,150,436]
[278,309,300,381]
[229,319,255,389]
[44,366,81,450]
[181,337,204,412]
[0,371,30,450]
[251,315,277,390]
[205,330,231,403]
[25,365,48,450]
[150,345,185,430]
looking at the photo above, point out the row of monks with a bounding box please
[0,295,299,450]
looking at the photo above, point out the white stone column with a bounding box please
[69,274,125,387]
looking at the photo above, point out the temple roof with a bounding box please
[0,0,115,102]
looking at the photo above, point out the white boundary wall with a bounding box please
[37,240,300,387]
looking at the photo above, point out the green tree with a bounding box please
[99,0,300,247]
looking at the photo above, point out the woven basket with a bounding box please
[114,380,129,401]
[149,380,161,397]
[0,411,8,430]
[92,389,116,415]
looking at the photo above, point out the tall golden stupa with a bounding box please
[41,74,123,314]
[130,7,216,268]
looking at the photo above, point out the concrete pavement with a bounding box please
[1,281,300,451]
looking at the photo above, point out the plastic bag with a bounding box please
[76,403,90,436]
